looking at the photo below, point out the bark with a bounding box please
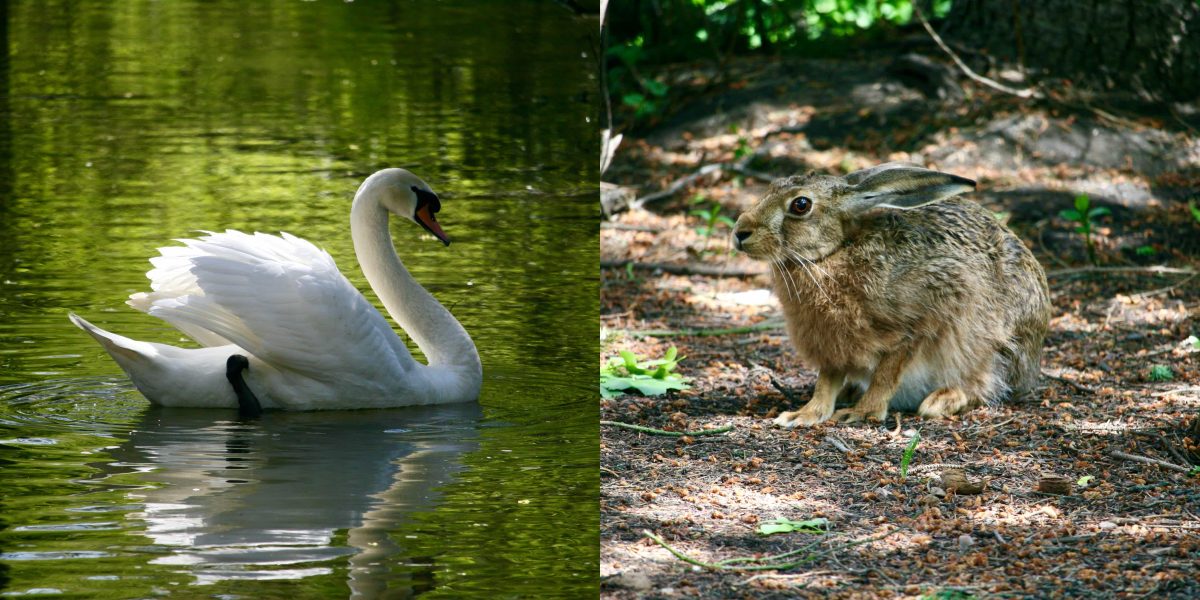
[943,0,1200,102]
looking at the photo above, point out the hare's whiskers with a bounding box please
[772,258,798,301]
[788,251,831,304]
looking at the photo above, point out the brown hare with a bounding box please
[733,163,1050,427]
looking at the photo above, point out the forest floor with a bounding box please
[600,51,1200,599]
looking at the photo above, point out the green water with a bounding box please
[0,1,599,598]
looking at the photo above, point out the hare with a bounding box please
[733,163,1050,427]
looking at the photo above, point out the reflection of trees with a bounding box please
[6,0,597,373]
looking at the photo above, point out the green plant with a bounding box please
[918,590,976,600]
[899,430,920,480]
[689,196,737,244]
[1076,475,1094,488]
[757,517,829,536]
[1189,199,1200,224]
[1185,335,1200,350]
[1148,364,1174,382]
[1189,465,1199,477]
[1059,193,1110,265]
[600,346,691,398]
[1136,245,1156,257]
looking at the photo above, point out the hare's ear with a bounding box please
[843,164,975,214]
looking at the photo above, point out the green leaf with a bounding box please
[642,79,669,98]
[814,0,837,13]
[663,346,678,362]
[1077,475,1094,487]
[1189,199,1200,224]
[1148,364,1174,382]
[757,517,829,536]
[1185,335,1200,349]
[619,349,645,374]
[1074,193,1090,213]
[1059,209,1082,222]
[1087,206,1110,219]
[717,215,737,227]
[899,430,920,480]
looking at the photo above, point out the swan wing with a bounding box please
[138,230,413,378]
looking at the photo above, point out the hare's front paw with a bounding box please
[831,406,888,424]
[773,405,834,428]
[917,388,976,418]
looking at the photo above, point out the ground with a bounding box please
[600,52,1200,598]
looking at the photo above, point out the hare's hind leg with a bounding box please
[917,388,978,418]
[916,363,993,418]
[774,368,845,428]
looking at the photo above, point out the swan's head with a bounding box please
[362,168,451,246]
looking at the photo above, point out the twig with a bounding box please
[622,323,783,338]
[601,420,733,437]
[1128,273,1198,300]
[600,222,664,233]
[1109,450,1194,474]
[825,435,852,454]
[601,259,767,278]
[642,528,897,572]
[1041,369,1098,394]
[913,4,1042,99]
[631,143,781,209]
[1046,265,1196,278]
[633,163,725,208]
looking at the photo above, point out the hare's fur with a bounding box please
[734,163,1050,426]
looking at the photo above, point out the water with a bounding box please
[0,1,599,597]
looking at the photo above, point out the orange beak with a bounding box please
[415,205,450,246]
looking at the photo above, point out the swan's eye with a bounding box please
[411,186,442,213]
[788,196,812,216]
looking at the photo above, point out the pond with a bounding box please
[0,1,599,597]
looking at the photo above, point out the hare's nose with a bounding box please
[733,229,752,249]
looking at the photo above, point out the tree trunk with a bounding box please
[943,0,1200,102]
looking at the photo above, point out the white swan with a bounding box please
[69,168,482,411]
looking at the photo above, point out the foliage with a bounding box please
[1059,193,1110,266]
[1076,475,1094,487]
[605,0,954,123]
[918,590,976,600]
[689,195,737,250]
[600,346,691,398]
[757,517,830,535]
[899,430,920,480]
[1186,335,1200,350]
[1190,199,1200,224]
[1148,364,1174,382]
[1136,245,1156,257]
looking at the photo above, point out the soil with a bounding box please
[600,52,1200,599]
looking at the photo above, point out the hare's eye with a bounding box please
[789,196,812,216]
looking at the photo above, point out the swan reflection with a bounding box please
[106,403,482,596]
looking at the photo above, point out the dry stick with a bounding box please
[1041,370,1097,394]
[624,323,782,338]
[1046,265,1197,278]
[642,529,897,572]
[633,145,779,209]
[913,4,1042,99]
[601,259,767,278]
[1109,450,1194,474]
[600,420,733,437]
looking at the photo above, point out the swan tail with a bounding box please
[68,312,160,370]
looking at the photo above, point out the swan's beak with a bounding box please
[415,206,451,246]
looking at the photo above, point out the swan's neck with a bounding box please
[350,192,481,382]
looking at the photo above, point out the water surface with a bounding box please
[0,1,599,597]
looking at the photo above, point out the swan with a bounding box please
[69,168,482,411]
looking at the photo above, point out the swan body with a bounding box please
[70,168,482,410]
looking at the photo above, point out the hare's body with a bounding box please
[734,164,1049,426]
